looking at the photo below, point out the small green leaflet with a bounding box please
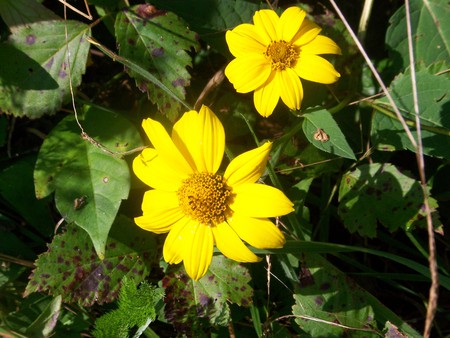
[302,109,356,160]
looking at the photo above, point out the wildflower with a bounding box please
[133,105,293,280]
[225,6,341,117]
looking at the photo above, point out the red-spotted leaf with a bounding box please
[0,20,90,118]
[24,216,157,307]
[115,4,200,121]
[162,256,253,333]
[338,163,440,237]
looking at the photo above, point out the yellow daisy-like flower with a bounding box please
[133,105,293,280]
[225,6,341,118]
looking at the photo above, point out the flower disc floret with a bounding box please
[177,173,232,225]
[265,40,298,70]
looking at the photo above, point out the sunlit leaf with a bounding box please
[0,20,90,118]
[372,69,450,159]
[24,216,157,307]
[115,4,200,121]
[386,0,450,69]
[302,109,356,160]
[338,163,440,237]
[162,256,253,333]
[34,106,143,257]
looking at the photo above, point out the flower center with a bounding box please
[177,173,232,225]
[265,40,299,71]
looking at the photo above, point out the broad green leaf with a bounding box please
[24,216,157,307]
[338,163,439,237]
[34,106,143,257]
[149,0,267,55]
[302,109,356,160]
[115,5,200,121]
[0,0,59,30]
[292,254,377,337]
[386,0,450,69]
[0,20,90,118]
[162,256,253,333]
[0,156,53,237]
[93,277,164,338]
[371,69,450,159]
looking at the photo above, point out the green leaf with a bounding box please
[386,0,450,69]
[0,20,90,118]
[24,216,157,307]
[0,156,54,237]
[162,256,253,333]
[292,254,377,337]
[25,295,61,338]
[115,5,200,121]
[93,277,164,338]
[0,0,59,30]
[338,163,437,237]
[302,109,356,160]
[149,0,267,55]
[371,69,450,159]
[34,106,143,257]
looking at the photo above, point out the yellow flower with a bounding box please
[133,105,293,280]
[225,6,341,117]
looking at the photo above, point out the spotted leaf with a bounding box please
[162,256,253,334]
[115,4,200,121]
[24,216,157,307]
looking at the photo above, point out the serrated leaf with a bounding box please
[24,216,157,307]
[292,254,377,337]
[149,0,267,54]
[115,5,200,121]
[372,69,450,159]
[0,20,90,118]
[302,109,356,160]
[0,0,59,30]
[162,256,253,333]
[93,277,164,338]
[338,163,438,237]
[386,0,450,69]
[34,106,143,257]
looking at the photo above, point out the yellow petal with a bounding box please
[294,54,340,84]
[300,35,342,55]
[212,222,261,262]
[230,183,294,217]
[138,190,183,233]
[292,18,321,46]
[183,223,214,280]
[172,106,225,173]
[142,118,193,176]
[163,217,192,265]
[225,55,271,93]
[226,24,266,57]
[279,7,306,43]
[278,69,303,110]
[224,141,272,187]
[228,214,285,249]
[253,72,280,117]
[253,9,280,43]
[133,148,183,191]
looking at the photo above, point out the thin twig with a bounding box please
[327,0,417,149]
[405,0,439,335]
